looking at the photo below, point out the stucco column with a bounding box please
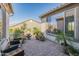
[0,6,9,50]
[6,12,9,42]
[74,7,77,39]
[64,11,66,35]
[74,7,79,40]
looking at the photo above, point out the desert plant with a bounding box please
[33,27,45,41]
[37,32,45,41]
[26,33,31,40]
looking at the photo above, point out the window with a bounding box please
[47,16,51,24]
[65,16,74,37]
[41,17,47,23]
[68,22,74,31]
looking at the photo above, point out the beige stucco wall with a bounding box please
[65,8,75,17]
[41,23,49,33]
[40,17,49,33]
[25,20,41,30]
[10,20,41,34]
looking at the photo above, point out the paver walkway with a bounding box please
[22,37,67,56]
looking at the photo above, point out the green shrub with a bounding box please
[53,29,63,34]
[55,29,79,56]
[61,36,79,56]
[55,30,66,44]
[13,23,27,40]
[65,45,79,56]
[13,28,23,39]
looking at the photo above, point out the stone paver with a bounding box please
[22,37,67,56]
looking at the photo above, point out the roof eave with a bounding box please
[2,3,14,16]
[39,3,72,18]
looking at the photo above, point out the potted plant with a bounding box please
[26,33,31,40]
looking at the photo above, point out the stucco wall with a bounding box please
[41,17,49,33]
[41,23,49,33]
[25,20,41,30]
[10,20,41,34]
[65,8,74,17]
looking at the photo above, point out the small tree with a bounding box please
[21,23,27,33]
[13,28,23,39]
[9,28,13,32]
[9,28,14,40]
[20,23,27,38]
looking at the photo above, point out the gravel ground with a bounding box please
[22,37,68,56]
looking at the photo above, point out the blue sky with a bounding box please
[9,3,61,26]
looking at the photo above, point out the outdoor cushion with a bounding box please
[4,48,24,56]
[1,45,18,53]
